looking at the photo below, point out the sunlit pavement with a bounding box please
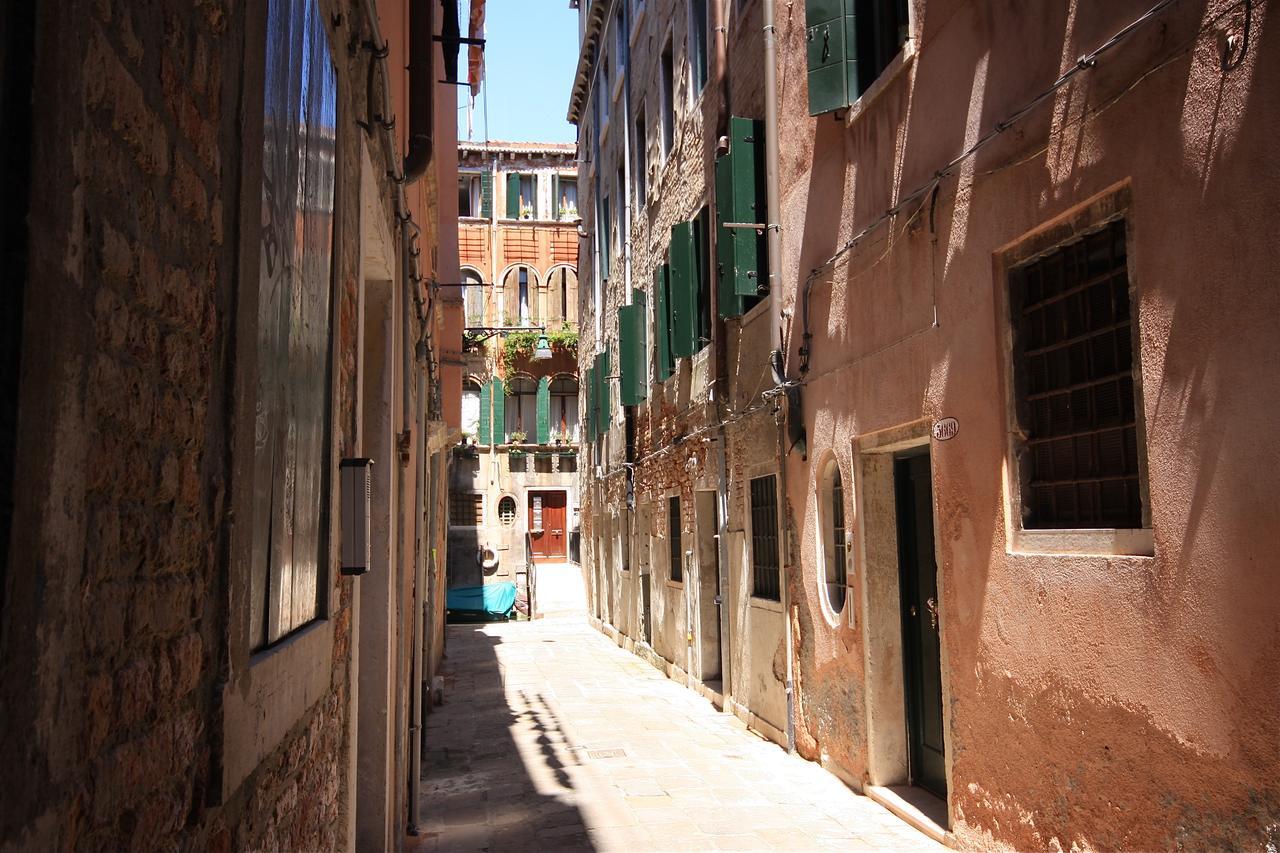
[414,614,944,852]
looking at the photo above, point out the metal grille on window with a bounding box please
[449,492,482,526]
[531,496,544,532]
[826,467,847,613]
[668,496,683,583]
[1010,219,1143,529]
[498,496,518,526]
[750,475,780,601]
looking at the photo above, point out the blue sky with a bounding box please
[457,1,580,144]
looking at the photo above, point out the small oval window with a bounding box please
[498,496,518,527]
[821,460,848,616]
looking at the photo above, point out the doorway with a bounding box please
[894,452,946,798]
[694,490,721,683]
[528,491,567,559]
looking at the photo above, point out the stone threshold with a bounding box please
[865,784,952,846]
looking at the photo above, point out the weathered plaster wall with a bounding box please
[775,0,1280,849]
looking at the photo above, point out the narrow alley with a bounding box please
[416,615,943,852]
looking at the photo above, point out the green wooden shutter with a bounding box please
[655,264,674,381]
[597,348,611,433]
[479,379,492,444]
[551,174,560,219]
[585,365,596,441]
[619,298,647,406]
[506,172,522,218]
[669,221,698,358]
[536,376,551,444]
[716,116,767,315]
[481,171,493,218]
[491,377,506,442]
[806,0,860,116]
[695,210,711,347]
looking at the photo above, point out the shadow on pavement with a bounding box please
[415,625,595,852]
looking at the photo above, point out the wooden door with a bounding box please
[895,452,947,798]
[528,491,567,558]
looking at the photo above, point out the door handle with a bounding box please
[925,597,938,630]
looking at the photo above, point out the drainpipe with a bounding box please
[761,0,795,755]
[408,339,429,834]
[404,0,435,182]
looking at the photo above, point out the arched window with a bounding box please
[820,458,848,616]
[461,268,485,326]
[504,376,538,440]
[501,265,539,326]
[498,496,517,526]
[461,380,481,437]
[544,266,578,326]
[549,376,580,442]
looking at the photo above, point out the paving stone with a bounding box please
[420,615,944,852]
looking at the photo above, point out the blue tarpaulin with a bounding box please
[446,582,517,618]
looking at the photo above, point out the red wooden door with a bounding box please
[529,491,567,558]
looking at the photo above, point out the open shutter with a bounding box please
[669,221,698,358]
[597,347,612,434]
[479,379,492,444]
[491,377,506,443]
[536,376,551,444]
[481,171,493,218]
[655,264,674,381]
[806,0,860,115]
[551,174,561,219]
[619,296,647,406]
[716,116,767,315]
[506,172,521,218]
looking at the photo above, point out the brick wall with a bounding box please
[0,0,407,848]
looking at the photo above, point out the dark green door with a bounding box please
[895,452,947,798]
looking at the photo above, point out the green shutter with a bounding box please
[491,377,506,443]
[481,171,493,218]
[669,221,698,358]
[716,116,767,315]
[551,174,560,219]
[806,0,861,116]
[619,298,647,406]
[536,376,551,444]
[585,365,597,441]
[479,379,492,444]
[695,211,711,347]
[597,348,612,434]
[506,172,521,218]
[655,264,674,381]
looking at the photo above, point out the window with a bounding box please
[805,0,909,115]
[1009,219,1145,530]
[688,0,708,97]
[250,0,337,649]
[498,496,518,526]
[450,491,483,526]
[616,166,625,247]
[505,172,537,219]
[505,376,538,438]
[820,460,848,615]
[458,172,482,217]
[749,475,780,600]
[556,176,578,219]
[634,109,647,207]
[599,59,610,128]
[695,206,711,351]
[501,265,538,325]
[544,266,578,326]
[602,195,613,276]
[668,495,683,582]
[518,267,531,323]
[550,376,580,442]
[461,268,485,325]
[660,39,674,157]
[598,193,611,280]
[615,8,626,74]
[461,380,481,436]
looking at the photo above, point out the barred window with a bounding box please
[750,475,780,601]
[498,496,518,526]
[668,496,683,583]
[821,460,847,614]
[449,492,482,527]
[1009,219,1145,530]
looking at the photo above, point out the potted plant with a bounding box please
[507,430,527,445]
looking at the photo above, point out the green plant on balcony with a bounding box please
[507,430,527,444]
[500,325,578,374]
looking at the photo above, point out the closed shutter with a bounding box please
[669,221,698,358]
[481,170,493,218]
[596,349,611,434]
[479,379,492,444]
[716,116,767,314]
[619,296,647,406]
[584,365,596,441]
[536,376,551,444]
[491,377,506,443]
[551,174,560,219]
[806,0,859,116]
[655,264,674,381]
[506,172,521,218]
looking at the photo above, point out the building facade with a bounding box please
[570,0,1279,849]
[447,142,584,614]
[0,0,462,850]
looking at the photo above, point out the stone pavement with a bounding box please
[415,615,944,852]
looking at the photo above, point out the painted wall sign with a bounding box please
[932,417,959,441]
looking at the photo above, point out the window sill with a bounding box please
[612,71,625,105]
[841,38,917,129]
[749,595,783,613]
[664,578,685,589]
[1010,527,1154,558]
[630,6,647,45]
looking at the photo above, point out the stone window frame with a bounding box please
[815,453,849,625]
[995,182,1154,558]
[218,3,345,803]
